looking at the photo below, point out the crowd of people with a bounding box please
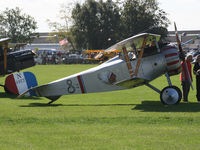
[34,50,106,65]
[36,50,63,64]
[180,54,200,102]
[34,50,84,64]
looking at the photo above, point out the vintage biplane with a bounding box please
[0,38,35,91]
[84,49,120,62]
[0,38,35,76]
[19,24,194,105]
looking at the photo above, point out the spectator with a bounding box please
[180,54,193,102]
[193,54,200,102]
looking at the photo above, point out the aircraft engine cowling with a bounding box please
[162,45,181,76]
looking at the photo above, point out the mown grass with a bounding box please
[0,64,200,150]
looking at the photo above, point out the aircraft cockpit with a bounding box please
[105,33,161,62]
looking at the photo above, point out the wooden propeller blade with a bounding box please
[174,22,193,90]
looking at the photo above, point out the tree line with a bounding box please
[70,0,169,50]
[0,7,37,44]
[0,0,170,50]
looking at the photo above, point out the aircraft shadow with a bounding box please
[133,100,200,112]
[19,103,137,108]
[19,100,200,112]
[0,92,16,99]
[20,103,63,107]
[0,92,41,100]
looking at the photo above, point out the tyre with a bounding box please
[160,86,182,105]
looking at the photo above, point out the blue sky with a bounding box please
[0,0,200,32]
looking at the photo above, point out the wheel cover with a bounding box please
[161,88,179,105]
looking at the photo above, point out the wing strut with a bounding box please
[4,43,8,75]
[122,36,147,78]
[133,36,147,76]
[0,38,10,76]
[122,46,134,78]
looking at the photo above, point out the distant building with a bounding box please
[167,30,200,51]
[24,32,60,50]
[24,31,200,52]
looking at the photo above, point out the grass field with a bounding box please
[0,64,200,150]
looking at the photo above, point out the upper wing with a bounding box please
[105,33,161,53]
[0,38,11,44]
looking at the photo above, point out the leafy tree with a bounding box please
[50,0,169,50]
[0,7,37,43]
[71,0,121,49]
[71,0,169,50]
[47,2,75,51]
[121,0,169,39]
[98,0,122,47]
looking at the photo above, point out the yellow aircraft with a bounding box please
[84,49,120,62]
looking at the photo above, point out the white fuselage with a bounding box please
[34,53,167,97]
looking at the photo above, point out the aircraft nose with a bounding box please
[162,46,181,76]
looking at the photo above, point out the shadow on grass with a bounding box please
[133,100,200,112]
[20,103,63,107]
[0,92,16,99]
[0,92,41,100]
[19,100,200,112]
[20,103,137,107]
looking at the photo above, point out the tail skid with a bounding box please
[46,96,61,104]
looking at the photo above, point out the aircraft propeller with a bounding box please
[174,22,193,90]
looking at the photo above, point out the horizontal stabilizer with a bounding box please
[17,84,62,104]
[16,88,32,98]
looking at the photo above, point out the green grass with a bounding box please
[0,64,200,150]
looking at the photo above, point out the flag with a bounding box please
[59,38,68,46]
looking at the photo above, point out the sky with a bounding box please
[0,0,200,32]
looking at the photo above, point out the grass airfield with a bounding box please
[0,64,200,150]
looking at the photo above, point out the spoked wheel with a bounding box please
[160,86,182,105]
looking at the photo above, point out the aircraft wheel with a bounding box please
[160,86,182,105]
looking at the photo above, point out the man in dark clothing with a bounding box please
[193,55,200,102]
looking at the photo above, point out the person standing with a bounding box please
[180,54,193,102]
[193,54,200,102]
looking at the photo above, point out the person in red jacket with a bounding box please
[180,54,193,102]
